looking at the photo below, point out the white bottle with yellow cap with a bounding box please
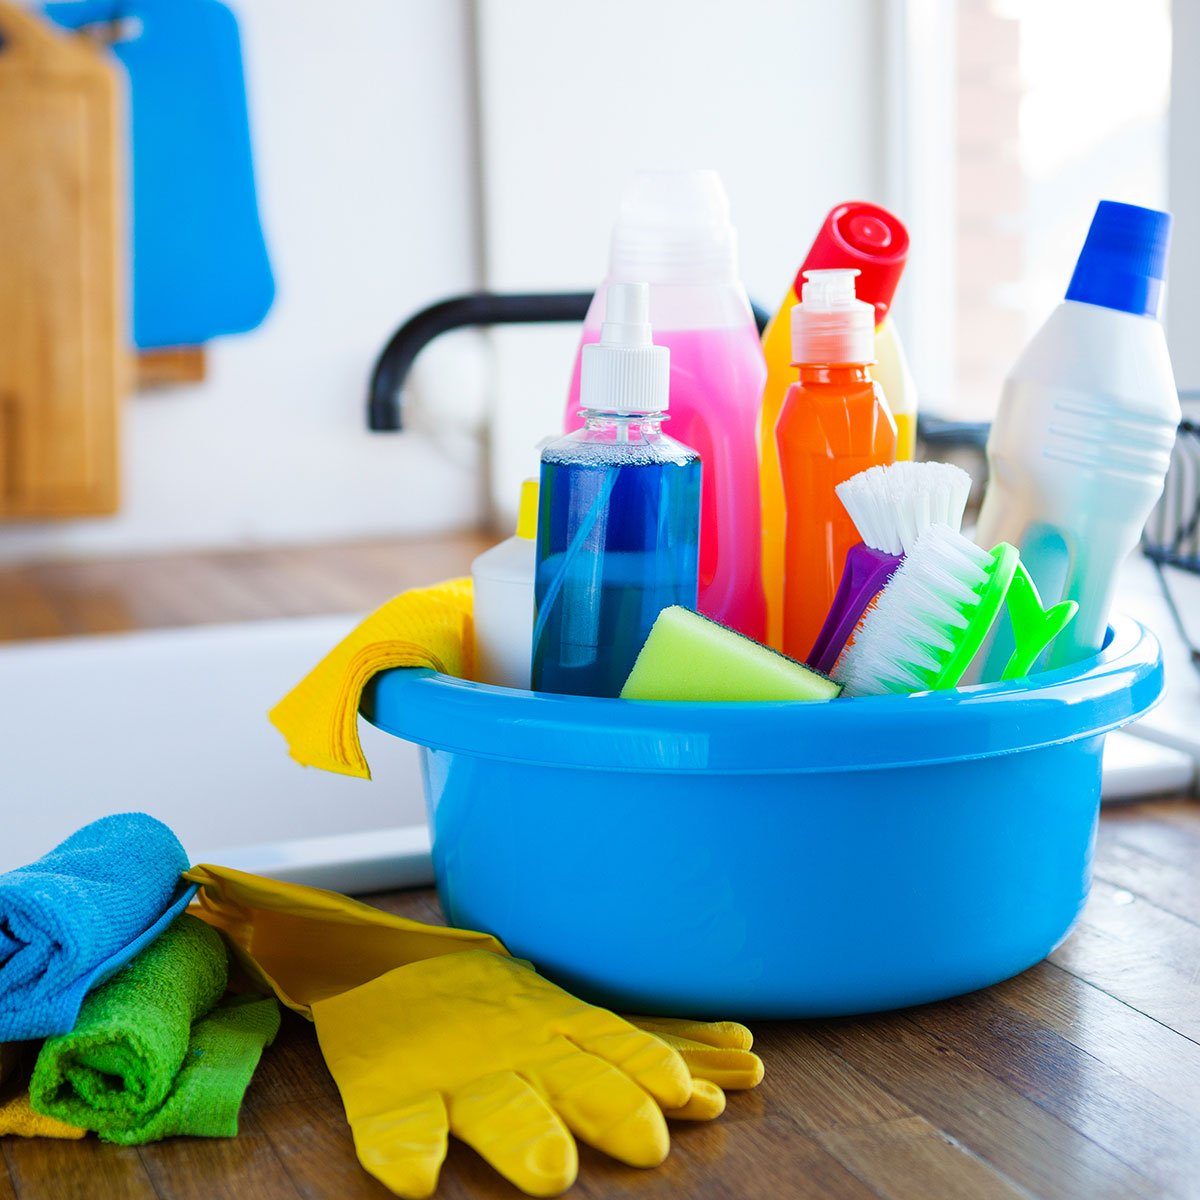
[472,480,539,689]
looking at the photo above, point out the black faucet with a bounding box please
[368,291,593,431]
[366,290,774,432]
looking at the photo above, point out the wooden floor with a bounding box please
[1,536,1197,1199]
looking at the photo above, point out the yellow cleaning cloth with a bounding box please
[269,577,473,780]
[0,1093,86,1140]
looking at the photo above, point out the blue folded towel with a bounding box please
[0,814,192,1041]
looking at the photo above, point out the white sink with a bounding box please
[0,615,432,892]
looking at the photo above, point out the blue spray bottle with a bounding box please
[532,283,702,697]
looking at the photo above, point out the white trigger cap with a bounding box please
[580,282,671,413]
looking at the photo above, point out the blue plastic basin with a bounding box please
[363,615,1163,1018]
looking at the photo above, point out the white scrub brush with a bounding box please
[836,460,971,554]
[834,523,1078,696]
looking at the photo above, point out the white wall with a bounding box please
[475,0,888,520]
[0,0,485,561]
[1168,0,1200,394]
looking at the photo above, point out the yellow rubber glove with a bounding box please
[185,865,762,1122]
[184,864,507,1012]
[628,1016,765,1093]
[268,577,473,779]
[314,951,694,1198]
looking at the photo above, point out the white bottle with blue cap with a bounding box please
[976,200,1179,672]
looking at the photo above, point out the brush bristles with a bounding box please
[836,461,972,555]
[833,524,993,696]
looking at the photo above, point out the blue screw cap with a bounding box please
[1065,200,1172,318]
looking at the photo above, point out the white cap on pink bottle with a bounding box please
[609,170,738,285]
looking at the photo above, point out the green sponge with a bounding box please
[620,607,842,702]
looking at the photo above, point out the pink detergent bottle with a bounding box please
[564,170,767,639]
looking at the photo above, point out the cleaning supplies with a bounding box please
[776,269,897,662]
[29,913,279,1143]
[761,202,912,647]
[270,577,473,779]
[834,525,1078,697]
[976,200,1179,673]
[0,813,192,1041]
[471,480,538,689]
[807,461,971,674]
[314,951,693,1199]
[535,283,702,697]
[563,171,767,638]
[184,865,764,1197]
[621,606,841,702]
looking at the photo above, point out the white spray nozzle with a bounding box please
[599,282,653,347]
[581,282,670,414]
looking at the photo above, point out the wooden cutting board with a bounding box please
[0,2,124,518]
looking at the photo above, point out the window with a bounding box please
[894,0,1171,420]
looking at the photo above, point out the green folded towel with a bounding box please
[102,996,281,1144]
[29,914,279,1143]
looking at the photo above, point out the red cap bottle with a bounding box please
[796,202,909,324]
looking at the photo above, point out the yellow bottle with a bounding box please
[760,203,912,649]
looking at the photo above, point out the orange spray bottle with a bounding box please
[761,203,910,648]
[777,269,896,662]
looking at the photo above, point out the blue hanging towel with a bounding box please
[0,813,194,1041]
[43,0,275,348]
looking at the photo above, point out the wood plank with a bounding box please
[816,1116,1032,1200]
[992,960,1200,1120]
[1090,837,1200,927]
[240,1013,340,1114]
[571,1115,881,1200]
[1124,799,1200,839]
[1079,876,1200,979]
[0,533,490,643]
[2,1137,158,1200]
[0,569,67,639]
[905,986,1200,1196]
[137,1110,300,1200]
[814,1013,1160,1200]
[1098,805,1200,872]
[253,1100,399,1200]
[0,1149,16,1200]
[753,1030,910,1133]
[1050,921,1200,1042]
[754,1034,1030,1199]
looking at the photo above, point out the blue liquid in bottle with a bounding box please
[533,417,701,697]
